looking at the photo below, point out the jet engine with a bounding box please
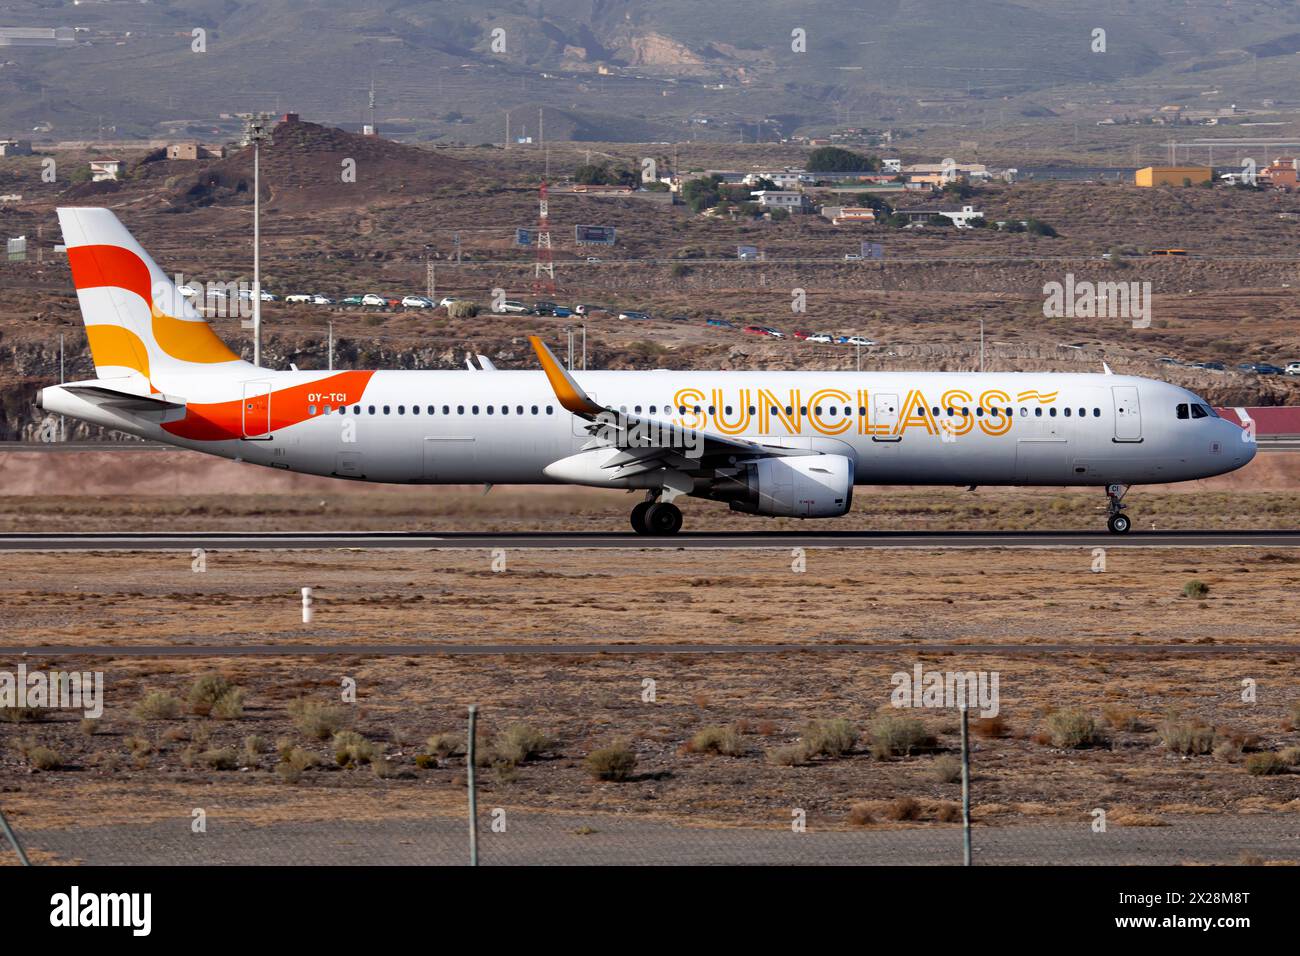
[727,454,854,518]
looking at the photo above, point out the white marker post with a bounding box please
[301,587,314,624]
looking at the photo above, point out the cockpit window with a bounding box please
[1176,403,1189,420]
[1190,404,1208,419]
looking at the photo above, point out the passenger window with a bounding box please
[750,406,757,416]
[1034,408,1042,417]
[411,405,419,415]
[324,405,332,414]
[308,405,317,416]
[1063,408,1071,417]
[546,405,554,415]
[383,405,391,415]
[457,405,464,415]
[1049,408,1056,417]
[724,406,732,415]
[368,405,376,415]
[397,405,404,415]
[531,405,538,415]
[1093,408,1100,417]
[786,407,794,416]
[1176,403,1189,419]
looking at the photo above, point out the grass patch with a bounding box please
[133,690,181,721]
[1245,752,1289,776]
[289,698,346,740]
[1158,717,1215,755]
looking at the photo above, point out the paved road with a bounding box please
[8,643,1296,657]
[14,813,1298,866]
[3,530,1300,551]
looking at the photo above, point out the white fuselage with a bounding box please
[43,368,1255,488]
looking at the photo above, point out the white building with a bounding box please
[750,190,809,212]
[89,159,124,182]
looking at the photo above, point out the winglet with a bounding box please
[528,335,603,415]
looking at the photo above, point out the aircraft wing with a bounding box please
[528,335,806,467]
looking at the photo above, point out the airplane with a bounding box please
[39,207,1256,535]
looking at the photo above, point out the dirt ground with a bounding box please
[2,451,1298,864]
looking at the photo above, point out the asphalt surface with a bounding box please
[14,813,1298,866]
[3,530,1300,551]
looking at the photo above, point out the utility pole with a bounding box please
[242,112,273,368]
[533,181,555,296]
[504,110,511,149]
[327,320,333,371]
[979,319,985,372]
[960,706,972,866]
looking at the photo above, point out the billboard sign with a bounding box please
[861,241,884,259]
[575,224,616,245]
[515,228,536,247]
[737,245,760,260]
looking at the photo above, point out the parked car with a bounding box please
[792,330,812,340]
[1237,362,1259,373]
[618,310,651,321]
[310,294,334,306]
[844,253,863,261]
[706,318,736,329]
[340,295,366,307]
[1257,363,1285,375]
[285,293,314,304]
[384,297,402,309]
[533,301,558,315]
[1156,356,1180,365]
[361,293,387,308]
[844,335,876,347]
[585,257,602,263]
[438,296,466,308]
[808,333,834,344]
[761,327,784,339]
[743,325,769,336]
[552,306,573,318]
[495,300,530,314]
[666,315,689,323]
[1193,361,1225,371]
[1286,362,1300,376]
[401,295,435,309]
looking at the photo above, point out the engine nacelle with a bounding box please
[730,454,854,518]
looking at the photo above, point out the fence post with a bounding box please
[0,808,31,866]
[466,704,479,867]
[960,705,972,866]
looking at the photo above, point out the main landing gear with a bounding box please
[630,495,683,535]
[1105,483,1131,534]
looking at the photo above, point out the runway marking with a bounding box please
[2,530,1300,551]
[5,644,1296,657]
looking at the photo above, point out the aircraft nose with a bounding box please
[1230,420,1257,465]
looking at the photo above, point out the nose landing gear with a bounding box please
[1105,483,1131,534]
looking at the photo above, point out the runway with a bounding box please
[8,643,1298,657]
[2,529,1300,551]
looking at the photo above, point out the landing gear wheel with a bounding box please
[645,502,683,535]
[630,501,652,534]
[1107,513,1131,534]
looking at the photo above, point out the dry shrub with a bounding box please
[883,797,922,821]
[585,741,637,781]
[847,803,875,826]
[971,714,1007,739]
[333,729,376,766]
[766,744,811,767]
[493,724,554,765]
[289,698,346,740]
[935,802,962,823]
[133,690,181,721]
[1043,709,1101,749]
[425,732,464,759]
[868,714,934,758]
[1101,704,1140,731]
[199,748,238,770]
[687,725,744,756]
[1158,717,1215,755]
[1245,752,1288,776]
[930,755,963,783]
[803,718,858,758]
